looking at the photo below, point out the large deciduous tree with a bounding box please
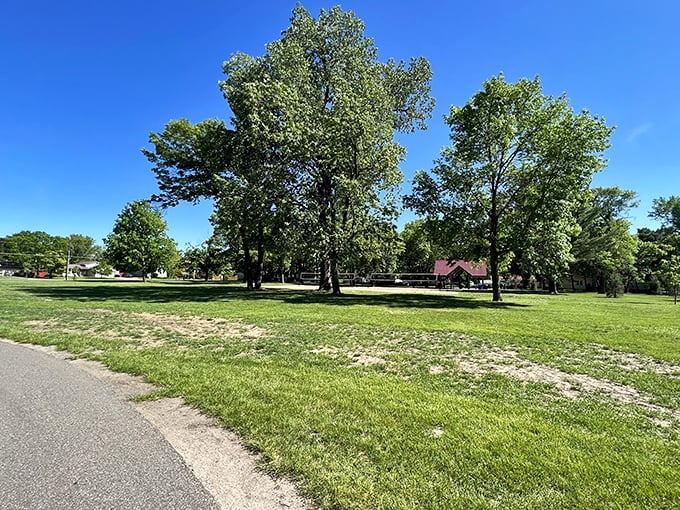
[406,74,613,301]
[247,5,434,294]
[143,5,433,294]
[144,57,293,291]
[103,200,178,282]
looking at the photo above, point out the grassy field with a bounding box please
[1,277,678,509]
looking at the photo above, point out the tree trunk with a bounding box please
[597,271,606,294]
[243,247,253,290]
[254,222,264,290]
[548,277,559,294]
[330,249,341,295]
[489,195,502,302]
[489,243,502,301]
[240,226,255,291]
[318,259,331,291]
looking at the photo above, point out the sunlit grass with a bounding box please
[1,277,678,509]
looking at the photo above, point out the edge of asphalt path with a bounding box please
[0,339,313,510]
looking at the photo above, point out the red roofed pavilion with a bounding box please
[434,260,488,288]
[434,260,487,278]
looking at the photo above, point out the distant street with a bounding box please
[0,341,218,510]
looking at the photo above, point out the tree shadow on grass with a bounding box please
[17,280,528,310]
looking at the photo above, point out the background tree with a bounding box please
[67,234,97,260]
[637,227,667,244]
[649,196,680,233]
[406,74,613,301]
[103,200,178,282]
[3,231,65,276]
[343,219,402,277]
[397,219,443,273]
[658,255,680,304]
[571,187,639,296]
[181,235,231,281]
[634,240,666,292]
[630,197,680,293]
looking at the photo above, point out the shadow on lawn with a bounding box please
[18,281,528,310]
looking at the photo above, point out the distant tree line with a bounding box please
[0,231,102,277]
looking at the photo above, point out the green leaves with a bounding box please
[407,74,613,300]
[2,231,98,276]
[142,118,233,207]
[650,196,680,233]
[143,5,434,291]
[103,200,178,279]
[571,187,639,296]
[246,4,434,289]
[658,254,680,303]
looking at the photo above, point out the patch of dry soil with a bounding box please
[4,340,312,510]
[448,347,680,422]
[23,310,266,349]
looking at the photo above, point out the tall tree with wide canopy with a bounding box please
[144,5,433,293]
[250,5,434,294]
[103,200,178,282]
[407,75,613,301]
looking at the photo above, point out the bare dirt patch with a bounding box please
[594,350,680,378]
[22,310,267,349]
[349,352,386,367]
[309,330,680,425]
[450,346,680,421]
[311,345,387,366]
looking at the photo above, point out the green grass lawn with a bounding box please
[1,277,678,509]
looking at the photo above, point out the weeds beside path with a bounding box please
[1,278,678,509]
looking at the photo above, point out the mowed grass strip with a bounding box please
[0,278,678,509]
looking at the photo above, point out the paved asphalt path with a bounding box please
[0,341,219,509]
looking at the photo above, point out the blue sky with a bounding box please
[1,0,678,249]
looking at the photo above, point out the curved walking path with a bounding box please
[0,340,311,510]
[0,340,219,509]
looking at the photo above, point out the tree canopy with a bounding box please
[406,74,613,301]
[650,196,680,233]
[103,200,178,281]
[244,5,434,293]
[571,187,639,296]
[143,5,434,293]
[2,231,98,277]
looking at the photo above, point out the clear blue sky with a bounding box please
[1,0,678,249]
